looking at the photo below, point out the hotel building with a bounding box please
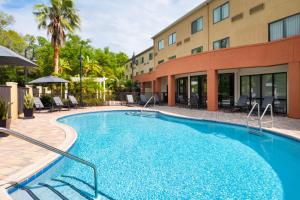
[126,0,300,118]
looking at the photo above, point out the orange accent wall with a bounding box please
[168,75,175,106]
[134,36,300,118]
[207,70,218,111]
[288,62,300,118]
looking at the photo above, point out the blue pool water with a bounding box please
[10,111,300,199]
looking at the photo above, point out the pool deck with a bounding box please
[1,105,300,199]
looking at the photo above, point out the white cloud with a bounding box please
[1,0,204,56]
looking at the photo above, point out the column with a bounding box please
[155,78,161,93]
[207,69,218,111]
[288,62,300,118]
[140,82,145,93]
[168,75,175,106]
[6,82,18,120]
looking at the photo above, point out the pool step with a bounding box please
[11,175,98,200]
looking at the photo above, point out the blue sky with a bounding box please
[0,0,204,56]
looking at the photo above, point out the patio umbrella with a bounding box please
[0,45,37,67]
[29,75,68,84]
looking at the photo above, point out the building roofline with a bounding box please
[126,46,153,63]
[151,0,212,39]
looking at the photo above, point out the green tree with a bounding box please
[33,0,80,74]
[0,11,15,30]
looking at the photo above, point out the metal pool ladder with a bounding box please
[141,95,155,113]
[0,128,98,199]
[246,103,274,134]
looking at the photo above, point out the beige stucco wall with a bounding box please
[125,48,154,79]
[153,0,300,67]
[6,82,18,120]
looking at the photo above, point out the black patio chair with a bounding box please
[189,93,199,109]
[231,95,249,112]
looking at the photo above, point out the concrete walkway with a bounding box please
[0,105,300,199]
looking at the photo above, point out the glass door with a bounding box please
[176,77,188,103]
[190,75,207,108]
[218,73,234,107]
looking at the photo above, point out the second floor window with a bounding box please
[191,17,203,34]
[213,37,230,50]
[213,2,229,24]
[149,68,153,72]
[191,46,203,54]
[168,32,176,45]
[149,53,153,60]
[269,13,300,41]
[158,40,164,50]
[141,57,144,64]
[158,59,164,64]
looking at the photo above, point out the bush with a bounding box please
[0,97,8,120]
[40,95,52,107]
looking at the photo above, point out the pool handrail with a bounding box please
[141,95,155,112]
[0,127,98,199]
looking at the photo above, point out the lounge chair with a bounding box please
[231,95,249,112]
[68,95,79,108]
[139,94,148,106]
[126,94,135,106]
[189,93,199,109]
[33,97,45,112]
[53,96,67,111]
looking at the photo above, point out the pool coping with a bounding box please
[2,107,300,199]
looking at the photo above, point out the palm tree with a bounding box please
[34,0,80,73]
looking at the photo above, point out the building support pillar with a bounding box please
[288,61,300,118]
[168,75,175,106]
[207,69,218,111]
[6,82,18,120]
[140,82,145,93]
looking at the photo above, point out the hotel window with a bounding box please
[191,46,203,54]
[149,68,153,72]
[149,53,153,60]
[168,32,176,46]
[158,59,164,64]
[158,39,164,50]
[213,37,229,49]
[141,70,144,74]
[191,17,203,34]
[213,2,229,24]
[169,55,176,60]
[141,57,144,64]
[269,13,300,41]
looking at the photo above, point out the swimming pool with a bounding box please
[9,110,300,199]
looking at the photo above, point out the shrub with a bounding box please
[24,93,34,109]
[0,97,8,120]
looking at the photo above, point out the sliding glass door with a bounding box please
[176,77,188,103]
[240,72,287,114]
[218,73,235,107]
[190,75,207,107]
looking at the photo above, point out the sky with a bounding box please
[0,0,205,56]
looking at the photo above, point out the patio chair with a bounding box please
[68,95,79,108]
[177,95,188,107]
[33,97,45,112]
[53,96,67,111]
[139,94,148,106]
[261,96,274,111]
[189,93,199,109]
[126,94,135,106]
[231,95,249,112]
[153,93,161,105]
